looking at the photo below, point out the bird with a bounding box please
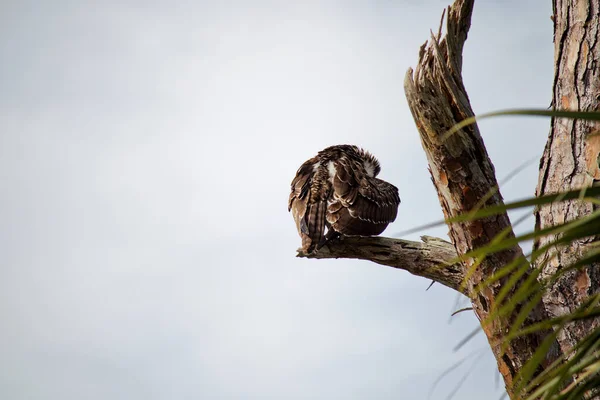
[288,144,400,253]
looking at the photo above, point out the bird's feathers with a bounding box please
[289,145,400,253]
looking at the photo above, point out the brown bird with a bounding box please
[288,144,400,253]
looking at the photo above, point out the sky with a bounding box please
[0,1,553,399]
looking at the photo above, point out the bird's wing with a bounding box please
[353,177,400,224]
[289,159,328,250]
[288,162,312,212]
[289,161,314,236]
[330,156,361,207]
[328,156,400,225]
[305,199,326,246]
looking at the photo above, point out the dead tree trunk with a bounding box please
[403,1,559,396]
[535,0,600,357]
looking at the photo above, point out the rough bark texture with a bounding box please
[535,0,600,358]
[297,235,467,294]
[402,1,558,396]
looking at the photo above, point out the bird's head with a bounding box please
[356,147,381,177]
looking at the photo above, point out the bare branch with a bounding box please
[297,235,467,295]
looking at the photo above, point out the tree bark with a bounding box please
[535,0,600,359]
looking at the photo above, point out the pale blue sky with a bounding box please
[0,1,553,399]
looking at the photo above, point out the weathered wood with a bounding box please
[403,1,558,396]
[297,235,467,295]
[535,0,600,362]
